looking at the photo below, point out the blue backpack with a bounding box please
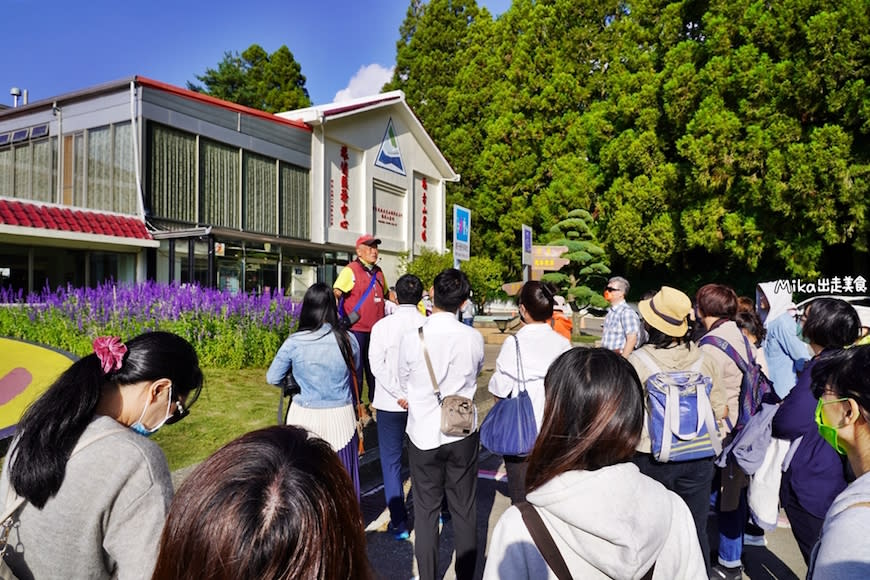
[633,350,722,463]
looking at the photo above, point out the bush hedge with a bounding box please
[0,281,299,368]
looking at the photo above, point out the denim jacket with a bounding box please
[266,324,360,409]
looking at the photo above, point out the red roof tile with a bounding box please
[0,199,153,241]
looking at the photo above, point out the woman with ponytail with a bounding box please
[0,331,203,579]
[487,281,572,503]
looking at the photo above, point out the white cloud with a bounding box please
[333,63,394,102]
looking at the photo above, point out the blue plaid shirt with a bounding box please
[601,301,641,351]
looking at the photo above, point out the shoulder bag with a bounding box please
[1,426,127,579]
[275,365,301,425]
[480,335,537,456]
[418,327,477,437]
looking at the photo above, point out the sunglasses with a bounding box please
[605,286,623,293]
[164,383,201,425]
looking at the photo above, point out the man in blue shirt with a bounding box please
[601,276,640,358]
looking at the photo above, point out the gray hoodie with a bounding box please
[483,462,706,579]
[807,470,870,579]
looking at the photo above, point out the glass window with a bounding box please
[113,123,137,214]
[13,145,32,199]
[148,123,196,222]
[200,138,240,228]
[87,125,112,210]
[0,148,12,196]
[243,151,277,235]
[31,138,54,203]
[0,244,29,293]
[32,246,86,289]
[279,162,309,239]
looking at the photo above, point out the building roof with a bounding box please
[0,76,311,132]
[278,91,460,182]
[0,199,158,248]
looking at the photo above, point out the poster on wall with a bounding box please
[374,118,406,176]
[373,181,406,245]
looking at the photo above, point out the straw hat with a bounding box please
[638,286,692,337]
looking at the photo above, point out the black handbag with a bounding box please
[276,367,301,424]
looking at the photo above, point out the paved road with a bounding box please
[357,337,808,580]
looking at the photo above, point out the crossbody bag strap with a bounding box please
[517,501,573,580]
[514,335,527,394]
[418,327,442,404]
[699,335,749,375]
[2,425,126,551]
[342,266,381,316]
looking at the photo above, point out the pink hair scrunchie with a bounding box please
[93,336,127,375]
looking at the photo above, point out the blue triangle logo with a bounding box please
[375,118,406,176]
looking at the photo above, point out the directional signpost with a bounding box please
[531,245,570,280]
[503,242,571,295]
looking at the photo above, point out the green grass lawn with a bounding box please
[152,367,276,471]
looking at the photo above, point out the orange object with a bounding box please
[549,311,573,340]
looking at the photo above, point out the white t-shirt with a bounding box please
[488,323,572,430]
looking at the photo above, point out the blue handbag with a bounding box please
[480,335,538,456]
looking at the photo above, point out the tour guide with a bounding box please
[333,234,388,423]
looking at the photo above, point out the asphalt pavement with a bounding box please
[357,332,808,580]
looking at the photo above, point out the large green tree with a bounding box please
[189,44,311,113]
[396,0,869,287]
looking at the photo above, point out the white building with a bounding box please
[0,78,457,297]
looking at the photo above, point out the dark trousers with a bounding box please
[350,330,375,403]
[409,433,479,580]
[503,455,529,504]
[632,453,715,572]
[784,498,823,564]
[377,409,408,530]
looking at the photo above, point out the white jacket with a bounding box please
[483,463,706,579]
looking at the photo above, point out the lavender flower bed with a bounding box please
[0,281,300,368]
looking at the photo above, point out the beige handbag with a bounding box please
[418,327,477,437]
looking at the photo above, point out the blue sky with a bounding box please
[4,0,512,109]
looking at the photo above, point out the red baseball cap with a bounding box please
[356,234,381,247]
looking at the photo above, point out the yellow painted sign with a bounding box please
[1,337,78,438]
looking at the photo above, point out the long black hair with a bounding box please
[10,331,203,508]
[526,348,644,492]
[296,283,356,380]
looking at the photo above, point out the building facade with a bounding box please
[0,78,455,297]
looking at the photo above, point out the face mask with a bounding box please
[815,398,849,455]
[130,388,173,437]
[796,320,807,342]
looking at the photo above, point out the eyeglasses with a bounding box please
[605,286,623,293]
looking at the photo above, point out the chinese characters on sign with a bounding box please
[421,177,428,242]
[339,146,350,230]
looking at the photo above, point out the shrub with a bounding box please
[0,281,300,368]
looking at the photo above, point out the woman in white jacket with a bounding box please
[484,348,706,579]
